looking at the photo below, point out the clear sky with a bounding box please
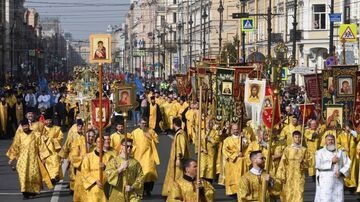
[24,0,130,40]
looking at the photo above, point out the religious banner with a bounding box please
[333,65,357,122]
[91,98,110,128]
[175,74,188,97]
[262,85,281,128]
[326,104,343,129]
[321,70,334,120]
[299,103,316,123]
[215,69,235,122]
[233,66,254,102]
[89,34,112,64]
[303,73,322,105]
[353,71,360,131]
[244,78,266,127]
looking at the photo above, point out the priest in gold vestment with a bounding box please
[147,96,162,133]
[6,120,50,199]
[110,120,132,153]
[276,131,311,202]
[279,116,302,146]
[82,136,113,202]
[337,122,358,188]
[131,117,160,197]
[43,113,64,184]
[162,117,190,196]
[105,138,144,202]
[304,120,321,178]
[238,150,280,202]
[223,124,249,196]
[0,95,9,136]
[167,158,215,202]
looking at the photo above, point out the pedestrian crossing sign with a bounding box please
[339,24,357,42]
[241,18,255,32]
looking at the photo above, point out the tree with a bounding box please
[220,34,239,64]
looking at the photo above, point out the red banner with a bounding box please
[91,98,110,129]
[353,72,360,130]
[262,86,281,128]
[299,103,316,123]
[234,67,254,102]
[304,73,322,105]
[176,74,188,97]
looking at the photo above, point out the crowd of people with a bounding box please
[3,76,359,202]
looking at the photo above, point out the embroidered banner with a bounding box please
[215,69,235,122]
[303,73,322,105]
[353,71,360,130]
[91,98,110,128]
[244,78,266,127]
[262,85,281,129]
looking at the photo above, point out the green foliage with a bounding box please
[220,34,239,63]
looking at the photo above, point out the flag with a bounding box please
[262,85,281,129]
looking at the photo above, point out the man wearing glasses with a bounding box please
[105,138,144,201]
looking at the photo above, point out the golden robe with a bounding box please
[43,125,64,180]
[15,102,24,125]
[177,102,189,117]
[304,128,320,176]
[200,128,220,180]
[162,129,190,196]
[6,130,50,193]
[0,102,8,134]
[110,131,132,153]
[237,170,280,202]
[276,145,311,202]
[16,121,45,134]
[148,103,160,130]
[185,109,196,142]
[216,133,229,186]
[105,156,144,202]
[81,150,112,202]
[69,135,89,202]
[337,132,358,188]
[58,124,80,190]
[223,135,248,195]
[167,176,215,202]
[162,101,177,130]
[279,124,302,146]
[131,128,160,182]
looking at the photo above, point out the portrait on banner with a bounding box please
[89,34,112,63]
[118,88,132,106]
[338,77,354,95]
[248,83,261,104]
[221,81,233,96]
[326,104,343,129]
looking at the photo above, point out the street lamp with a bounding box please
[177,22,183,73]
[217,0,224,55]
[168,26,173,76]
[202,7,208,58]
[189,14,193,68]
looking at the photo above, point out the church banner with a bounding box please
[244,78,266,127]
[353,71,360,131]
[262,85,281,129]
[91,98,110,129]
[175,74,188,97]
[215,69,235,122]
[333,65,357,123]
[321,70,334,121]
[299,103,316,123]
[303,73,322,105]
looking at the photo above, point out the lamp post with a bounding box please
[202,6,208,58]
[177,22,183,73]
[189,14,193,68]
[217,0,224,55]
[169,26,173,76]
[240,0,247,64]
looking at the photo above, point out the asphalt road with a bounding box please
[0,124,359,202]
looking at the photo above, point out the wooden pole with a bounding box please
[301,93,307,146]
[122,111,129,201]
[98,63,104,183]
[261,89,278,202]
[196,78,203,202]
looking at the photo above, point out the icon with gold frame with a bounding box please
[89,34,112,64]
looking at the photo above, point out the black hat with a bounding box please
[44,109,53,120]
[76,119,84,126]
[150,96,155,100]
[20,119,29,126]
[115,117,124,125]
[26,108,35,113]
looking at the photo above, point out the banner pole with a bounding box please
[98,63,104,183]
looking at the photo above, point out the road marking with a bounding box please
[50,159,68,202]
[167,134,174,139]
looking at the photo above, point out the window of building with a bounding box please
[173,0,176,4]
[173,12,177,23]
[313,4,326,29]
[161,16,165,26]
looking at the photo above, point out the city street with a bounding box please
[0,122,359,202]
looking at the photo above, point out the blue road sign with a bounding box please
[329,13,341,22]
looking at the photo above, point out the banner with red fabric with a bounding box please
[91,98,110,129]
[299,103,316,123]
[303,73,322,105]
[262,85,281,128]
[353,71,360,131]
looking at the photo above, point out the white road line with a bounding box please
[50,159,68,202]
[167,134,174,139]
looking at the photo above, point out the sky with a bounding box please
[24,0,130,40]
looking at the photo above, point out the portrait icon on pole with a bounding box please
[326,104,343,129]
[338,77,353,95]
[118,88,132,106]
[221,81,233,96]
[89,34,112,63]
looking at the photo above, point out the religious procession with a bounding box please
[2,37,360,202]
